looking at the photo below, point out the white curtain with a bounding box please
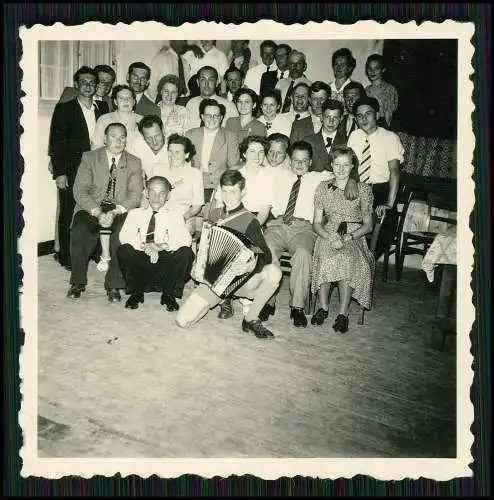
[39,41,75,100]
[77,41,113,69]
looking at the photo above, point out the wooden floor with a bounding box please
[36,255,456,458]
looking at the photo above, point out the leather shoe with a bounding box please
[258,303,275,322]
[160,294,179,311]
[125,293,144,309]
[290,307,307,328]
[67,284,86,299]
[107,289,122,303]
[218,298,234,319]
[242,319,274,339]
[311,308,329,326]
[333,314,349,333]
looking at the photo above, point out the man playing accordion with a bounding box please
[176,170,282,339]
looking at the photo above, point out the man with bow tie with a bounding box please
[67,123,143,303]
[304,99,347,172]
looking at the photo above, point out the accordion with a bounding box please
[192,222,264,299]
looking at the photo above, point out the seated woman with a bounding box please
[224,88,267,143]
[91,85,143,150]
[311,145,375,333]
[155,74,190,137]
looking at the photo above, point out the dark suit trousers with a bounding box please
[70,211,127,290]
[117,244,194,297]
[372,182,397,260]
[58,186,76,266]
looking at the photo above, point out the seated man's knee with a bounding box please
[265,263,282,285]
[292,246,312,263]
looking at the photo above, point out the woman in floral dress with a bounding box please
[311,146,375,333]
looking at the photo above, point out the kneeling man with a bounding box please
[176,170,282,339]
[117,176,195,310]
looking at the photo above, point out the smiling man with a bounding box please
[126,62,160,117]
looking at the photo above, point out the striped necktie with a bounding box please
[104,157,117,201]
[146,211,157,243]
[281,80,295,113]
[283,175,302,225]
[358,137,371,183]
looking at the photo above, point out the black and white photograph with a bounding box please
[19,20,474,479]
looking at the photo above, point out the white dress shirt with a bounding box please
[258,114,293,137]
[244,62,278,95]
[77,98,97,140]
[200,128,219,171]
[128,136,169,179]
[321,129,338,151]
[347,127,404,184]
[189,46,229,80]
[270,170,334,222]
[119,205,192,252]
[185,94,239,130]
[275,75,312,110]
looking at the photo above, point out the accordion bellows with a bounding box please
[192,223,260,299]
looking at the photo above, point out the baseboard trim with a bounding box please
[38,240,54,257]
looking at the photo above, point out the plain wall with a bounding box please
[38,39,383,244]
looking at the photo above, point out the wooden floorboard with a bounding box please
[35,256,457,458]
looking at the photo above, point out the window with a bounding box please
[39,41,115,101]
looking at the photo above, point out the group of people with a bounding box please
[48,39,404,339]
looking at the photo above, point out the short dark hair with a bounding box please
[331,48,357,71]
[199,98,226,118]
[111,84,136,102]
[260,40,277,52]
[156,74,181,103]
[310,81,332,96]
[197,65,219,81]
[343,81,365,97]
[94,64,116,82]
[146,175,172,192]
[353,96,380,116]
[276,43,292,54]
[293,82,310,94]
[128,62,151,79]
[167,133,197,159]
[260,89,282,109]
[291,140,313,159]
[104,122,127,136]
[138,114,163,134]
[73,66,97,84]
[267,133,290,151]
[224,67,245,81]
[321,99,345,116]
[220,169,246,191]
[366,53,386,70]
[239,135,268,161]
[233,87,260,113]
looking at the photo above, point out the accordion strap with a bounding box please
[216,208,250,227]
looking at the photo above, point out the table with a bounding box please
[422,226,457,349]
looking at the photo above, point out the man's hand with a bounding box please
[188,44,204,59]
[375,204,391,219]
[330,236,344,250]
[55,175,69,190]
[98,211,115,228]
[344,178,359,201]
[143,242,159,264]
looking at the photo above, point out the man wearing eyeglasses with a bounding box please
[261,141,335,327]
[185,98,240,203]
[185,66,238,130]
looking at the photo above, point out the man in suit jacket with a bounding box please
[49,66,105,269]
[67,123,143,302]
[126,62,160,117]
[185,98,240,202]
[275,51,312,113]
[304,100,347,172]
[58,64,116,113]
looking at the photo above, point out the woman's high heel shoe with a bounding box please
[333,314,349,333]
[311,308,329,326]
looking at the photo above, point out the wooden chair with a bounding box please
[396,191,457,279]
[307,213,385,325]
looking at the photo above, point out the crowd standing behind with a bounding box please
[48,40,403,338]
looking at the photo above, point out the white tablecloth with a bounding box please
[422,226,457,282]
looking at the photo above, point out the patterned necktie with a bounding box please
[177,56,187,97]
[283,175,302,225]
[281,80,295,113]
[359,137,371,183]
[105,157,117,201]
[145,211,157,243]
[325,136,333,153]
